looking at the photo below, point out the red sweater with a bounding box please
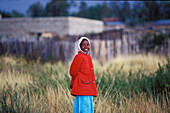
[70,51,98,96]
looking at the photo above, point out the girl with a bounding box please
[70,37,98,113]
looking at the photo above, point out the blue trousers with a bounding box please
[73,96,94,113]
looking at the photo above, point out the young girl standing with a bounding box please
[70,37,98,113]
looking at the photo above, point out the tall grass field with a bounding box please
[0,55,169,113]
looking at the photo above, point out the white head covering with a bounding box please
[78,37,90,54]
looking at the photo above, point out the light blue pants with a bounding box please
[73,96,94,113]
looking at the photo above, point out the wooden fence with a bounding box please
[0,29,169,62]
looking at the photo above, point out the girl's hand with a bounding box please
[70,84,72,89]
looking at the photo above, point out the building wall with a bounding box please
[0,17,69,36]
[68,17,104,35]
[0,17,104,37]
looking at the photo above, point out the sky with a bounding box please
[0,0,107,14]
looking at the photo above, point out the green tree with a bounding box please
[101,2,112,18]
[87,4,103,20]
[110,1,132,22]
[109,2,122,19]
[130,1,146,25]
[72,2,112,20]
[0,10,24,18]
[143,1,160,21]
[45,0,69,16]
[72,1,170,24]
[159,1,170,19]
[11,10,24,17]
[27,2,44,17]
[79,1,88,17]
[72,1,89,18]
[121,1,132,22]
[0,10,12,17]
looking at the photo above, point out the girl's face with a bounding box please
[80,39,90,53]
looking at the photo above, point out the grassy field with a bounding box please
[0,55,169,113]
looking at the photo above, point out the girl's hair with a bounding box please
[80,39,88,46]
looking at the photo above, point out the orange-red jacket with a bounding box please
[70,51,98,96]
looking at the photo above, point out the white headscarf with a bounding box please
[78,37,90,55]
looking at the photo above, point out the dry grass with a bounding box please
[94,92,169,113]
[93,54,167,76]
[0,55,169,113]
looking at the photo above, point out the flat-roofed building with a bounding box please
[0,16,104,37]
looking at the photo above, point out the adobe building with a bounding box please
[0,16,104,37]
